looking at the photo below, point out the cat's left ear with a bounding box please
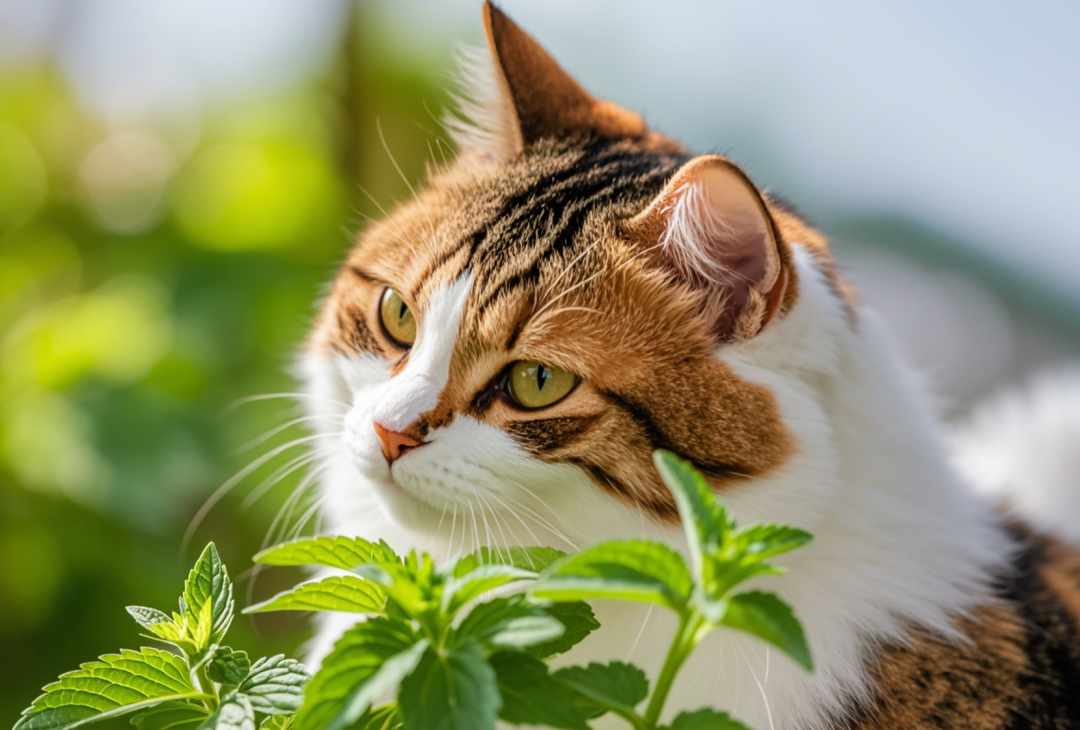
[626,155,792,341]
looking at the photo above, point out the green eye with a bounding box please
[508,361,577,409]
[379,288,416,347]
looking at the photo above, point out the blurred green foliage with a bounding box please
[0,8,454,725]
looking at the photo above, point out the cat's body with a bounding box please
[297,5,1080,728]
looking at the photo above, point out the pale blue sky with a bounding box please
[1,0,1077,290]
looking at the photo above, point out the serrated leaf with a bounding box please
[353,554,440,618]
[127,607,173,631]
[238,655,310,715]
[452,547,566,577]
[653,451,732,577]
[528,601,600,658]
[294,617,427,730]
[553,662,649,716]
[253,537,399,572]
[490,652,591,730]
[662,709,753,730]
[258,717,292,730]
[131,703,209,730]
[197,693,254,730]
[453,596,564,651]
[182,543,234,650]
[14,647,208,730]
[719,591,812,671]
[531,539,693,612]
[398,640,500,730]
[207,648,250,688]
[444,563,538,615]
[243,576,386,615]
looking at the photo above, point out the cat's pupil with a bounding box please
[537,365,549,390]
[398,302,409,321]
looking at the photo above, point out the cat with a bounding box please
[296,4,1080,728]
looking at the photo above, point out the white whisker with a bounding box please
[736,641,775,730]
[224,392,349,415]
[182,432,340,553]
[234,414,345,454]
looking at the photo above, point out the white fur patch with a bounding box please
[370,273,472,432]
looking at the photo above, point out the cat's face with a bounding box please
[302,4,850,548]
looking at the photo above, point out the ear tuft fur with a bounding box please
[628,155,790,340]
[443,43,520,162]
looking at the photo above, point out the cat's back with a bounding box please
[849,522,1080,729]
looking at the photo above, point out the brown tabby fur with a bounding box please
[308,3,1080,726]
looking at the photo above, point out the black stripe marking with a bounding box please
[505,415,600,454]
[601,389,747,480]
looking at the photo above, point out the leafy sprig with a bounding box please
[14,544,311,730]
[15,451,813,730]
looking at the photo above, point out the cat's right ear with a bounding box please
[447,2,650,161]
[625,155,793,342]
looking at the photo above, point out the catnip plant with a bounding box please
[14,451,813,730]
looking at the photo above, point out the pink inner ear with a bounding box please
[660,163,780,311]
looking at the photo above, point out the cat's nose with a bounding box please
[373,422,424,465]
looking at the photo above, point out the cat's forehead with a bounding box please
[348,138,690,347]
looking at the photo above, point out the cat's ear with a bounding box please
[448,2,650,160]
[626,155,791,341]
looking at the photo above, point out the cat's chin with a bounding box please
[345,455,459,532]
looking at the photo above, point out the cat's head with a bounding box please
[302,4,855,550]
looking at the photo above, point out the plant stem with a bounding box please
[193,662,218,711]
[643,611,707,727]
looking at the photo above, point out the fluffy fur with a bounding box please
[294,4,1080,728]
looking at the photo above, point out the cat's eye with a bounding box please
[508,361,577,410]
[379,288,416,347]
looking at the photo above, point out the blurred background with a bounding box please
[0,0,1077,722]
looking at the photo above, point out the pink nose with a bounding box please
[373,422,424,465]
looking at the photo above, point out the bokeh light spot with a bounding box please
[172,142,340,251]
[0,121,47,232]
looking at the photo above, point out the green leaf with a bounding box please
[492,652,596,730]
[207,647,250,688]
[243,576,386,615]
[294,617,427,730]
[653,451,732,577]
[527,601,600,659]
[354,553,440,618]
[14,647,208,730]
[531,539,693,612]
[127,607,173,632]
[182,543,234,650]
[453,596,564,651]
[197,693,254,730]
[719,591,812,671]
[398,640,500,730]
[489,652,591,730]
[444,563,538,615]
[350,705,400,730]
[453,547,566,577]
[253,537,399,572]
[662,708,753,730]
[553,662,649,717]
[131,703,209,730]
[731,525,813,562]
[238,655,310,715]
[257,718,292,730]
